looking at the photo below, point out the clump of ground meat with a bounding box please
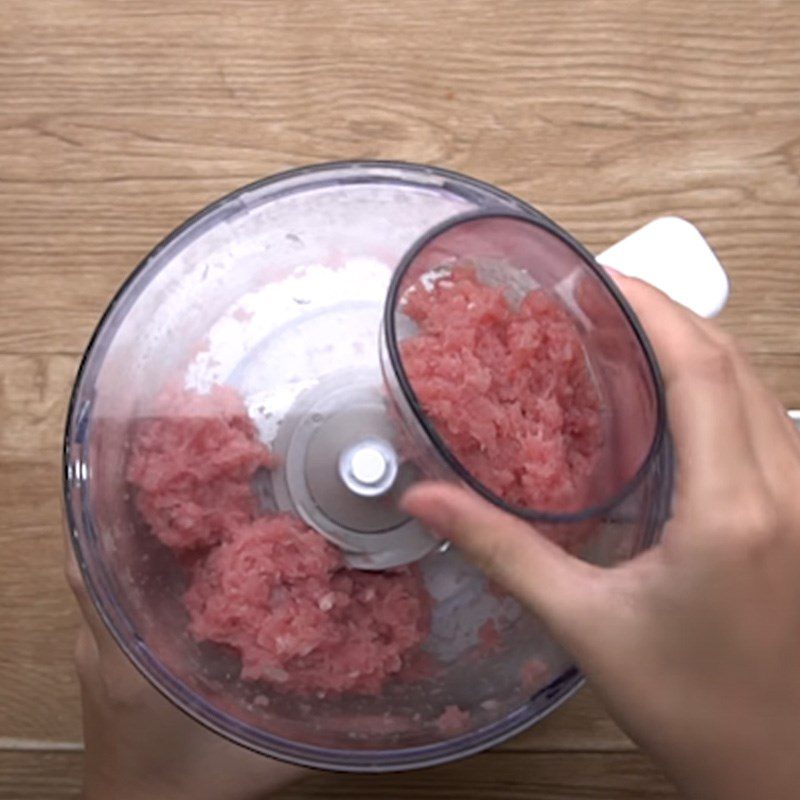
[128,386,431,696]
[400,266,603,513]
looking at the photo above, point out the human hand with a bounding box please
[402,275,800,800]
[65,546,307,800]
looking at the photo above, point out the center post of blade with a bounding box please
[339,439,399,498]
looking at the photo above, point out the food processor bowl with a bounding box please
[64,161,673,771]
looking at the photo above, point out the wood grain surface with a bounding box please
[1,0,798,796]
[0,751,682,800]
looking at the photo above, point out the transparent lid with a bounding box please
[384,211,665,523]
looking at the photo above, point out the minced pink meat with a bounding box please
[127,384,271,551]
[401,266,603,513]
[519,658,549,692]
[184,513,430,695]
[435,704,471,735]
[129,386,431,696]
[477,618,503,655]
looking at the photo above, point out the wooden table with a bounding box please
[1,1,798,797]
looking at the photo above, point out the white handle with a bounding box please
[597,216,729,318]
[599,221,800,429]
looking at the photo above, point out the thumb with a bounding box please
[401,482,601,633]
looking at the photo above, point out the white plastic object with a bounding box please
[350,446,389,485]
[600,220,800,428]
[598,216,729,318]
[339,439,399,497]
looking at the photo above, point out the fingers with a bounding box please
[64,530,95,620]
[64,527,117,652]
[401,482,600,631]
[610,274,761,503]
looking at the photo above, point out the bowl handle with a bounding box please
[598,219,800,428]
[597,216,729,319]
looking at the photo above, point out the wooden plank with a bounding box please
[503,690,631,753]
[2,1,799,116]
[0,752,82,800]
[0,2,799,353]
[0,457,83,741]
[0,348,796,743]
[0,750,679,800]
[0,356,77,461]
[1,177,799,355]
[276,752,680,799]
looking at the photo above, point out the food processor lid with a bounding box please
[381,210,669,526]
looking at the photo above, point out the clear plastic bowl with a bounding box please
[63,161,672,771]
